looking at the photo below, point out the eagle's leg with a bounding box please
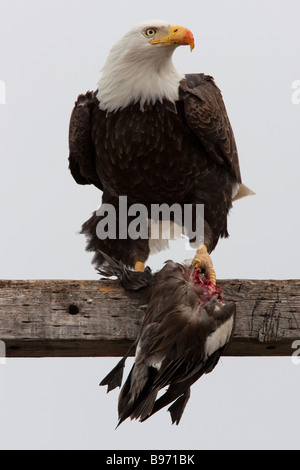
[192,244,216,284]
[134,261,145,272]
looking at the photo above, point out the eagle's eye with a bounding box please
[144,28,157,38]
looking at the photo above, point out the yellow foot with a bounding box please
[192,245,216,284]
[134,261,145,272]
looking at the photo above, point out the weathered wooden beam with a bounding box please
[0,279,299,358]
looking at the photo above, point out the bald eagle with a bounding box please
[69,20,253,281]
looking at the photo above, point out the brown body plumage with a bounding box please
[69,74,241,268]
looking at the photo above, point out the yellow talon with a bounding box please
[134,261,145,272]
[192,245,216,284]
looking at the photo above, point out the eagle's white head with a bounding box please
[97,20,195,112]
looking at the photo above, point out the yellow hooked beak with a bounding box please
[150,25,195,52]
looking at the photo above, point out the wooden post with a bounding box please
[0,279,299,358]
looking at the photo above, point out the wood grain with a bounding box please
[0,279,299,357]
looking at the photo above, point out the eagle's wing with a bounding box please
[180,73,242,183]
[68,91,103,190]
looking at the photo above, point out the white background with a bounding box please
[0,0,299,450]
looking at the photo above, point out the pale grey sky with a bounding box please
[0,0,299,450]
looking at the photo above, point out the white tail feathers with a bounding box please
[232,183,256,202]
